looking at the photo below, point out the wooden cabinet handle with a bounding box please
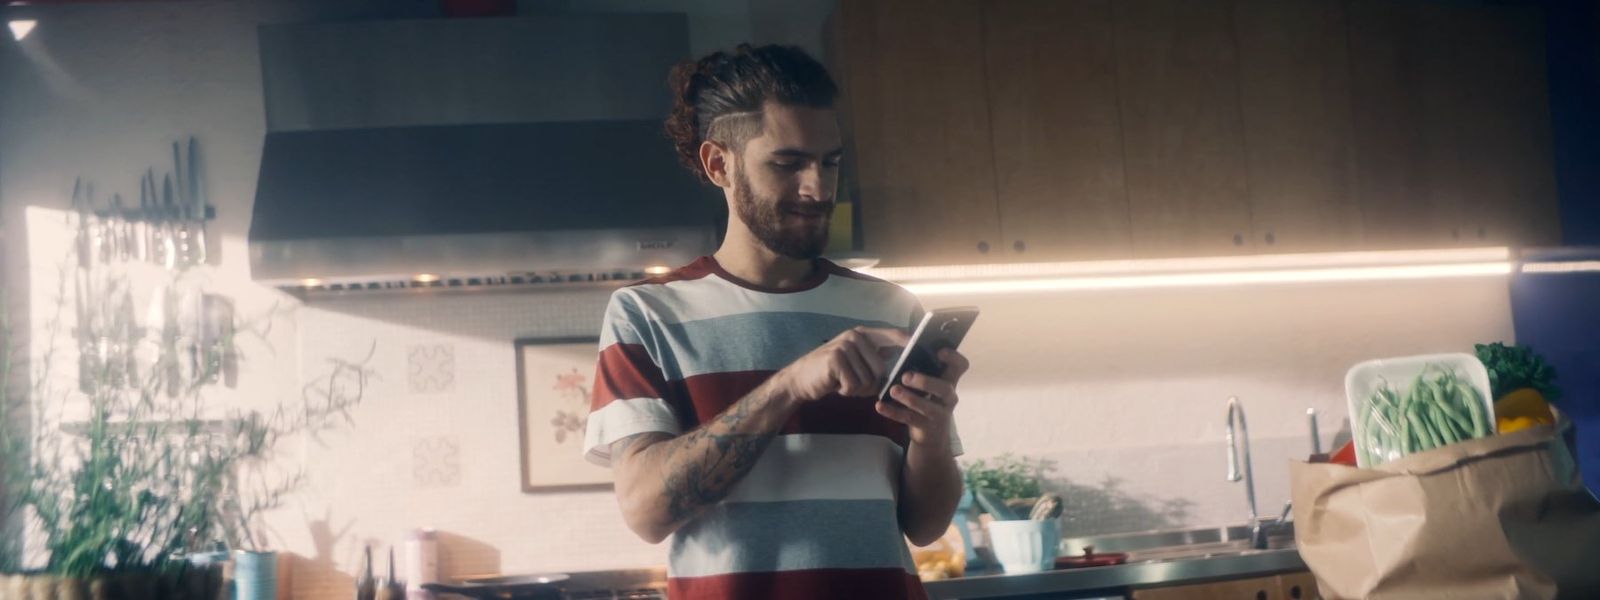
[1264,232,1276,245]
[1233,233,1245,247]
[1255,591,1267,600]
[1290,584,1303,599]
[977,241,991,254]
[1013,240,1026,253]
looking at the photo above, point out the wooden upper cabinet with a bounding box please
[834,0,1561,266]
[834,0,1003,266]
[1346,0,1443,248]
[1429,3,1560,247]
[1233,0,1363,253]
[981,0,1132,261]
[1347,0,1560,249]
[1114,0,1254,257]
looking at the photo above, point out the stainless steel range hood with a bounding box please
[248,14,723,296]
[250,119,721,294]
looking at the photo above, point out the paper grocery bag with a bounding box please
[1290,422,1600,600]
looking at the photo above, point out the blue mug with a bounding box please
[233,550,278,600]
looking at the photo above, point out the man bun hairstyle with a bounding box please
[665,43,839,182]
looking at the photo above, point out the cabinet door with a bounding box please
[1348,1,1560,249]
[1276,571,1323,600]
[982,0,1132,261]
[1131,575,1283,600]
[1423,3,1560,247]
[1233,0,1362,253]
[1115,0,1253,257]
[836,0,1003,266]
[1346,0,1447,249]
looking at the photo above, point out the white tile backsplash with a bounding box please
[272,288,663,598]
[407,344,457,394]
[412,436,463,488]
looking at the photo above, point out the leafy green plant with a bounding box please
[2,291,27,574]
[1475,342,1560,402]
[962,454,1050,501]
[4,262,372,580]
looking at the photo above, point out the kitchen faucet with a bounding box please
[1226,396,1291,549]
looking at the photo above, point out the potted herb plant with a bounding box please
[0,195,371,598]
[962,454,1049,515]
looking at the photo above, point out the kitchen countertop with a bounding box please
[923,547,1306,599]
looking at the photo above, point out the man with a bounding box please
[583,44,968,600]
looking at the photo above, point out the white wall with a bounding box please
[0,0,386,575]
[939,278,1513,532]
[0,1,1521,598]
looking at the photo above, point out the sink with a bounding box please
[1060,523,1296,563]
[1123,539,1255,562]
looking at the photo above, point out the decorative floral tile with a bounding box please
[408,343,454,393]
[413,436,461,487]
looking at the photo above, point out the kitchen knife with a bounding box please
[161,174,178,269]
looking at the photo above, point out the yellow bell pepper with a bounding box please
[1498,416,1539,434]
[1494,388,1555,433]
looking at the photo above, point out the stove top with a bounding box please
[564,589,665,600]
[557,567,667,600]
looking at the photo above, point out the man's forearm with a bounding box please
[898,439,963,546]
[615,377,799,542]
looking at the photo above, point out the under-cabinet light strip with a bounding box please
[1520,261,1600,274]
[850,248,1523,297]
[896,262,1514,296]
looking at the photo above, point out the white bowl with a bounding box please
[987,520,1060,574]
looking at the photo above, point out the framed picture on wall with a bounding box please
[515,336,611,492]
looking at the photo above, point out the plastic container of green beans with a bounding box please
[1344,353,1497,467]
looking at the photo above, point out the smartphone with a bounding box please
[878,306,980,405]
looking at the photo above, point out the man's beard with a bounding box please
[732,167,832,260]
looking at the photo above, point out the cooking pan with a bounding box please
[421,573,569,599]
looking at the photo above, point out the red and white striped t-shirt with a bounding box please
[583,255,962,600]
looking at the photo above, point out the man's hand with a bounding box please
[882,347,969,545]
[877,348,968,447]
[773,326,909,401]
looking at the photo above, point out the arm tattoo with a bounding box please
[657,390,782,524]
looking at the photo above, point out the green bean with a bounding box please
[1433,385,1474,435]
[1424,374,1466,438]
[1380,387,1406,458]
[1409,401,1439,450]
[1428,377,1456,420]
[1429,402,1459,445]
[1398,386,1414,454]
[1413,382,1437,450]
[1360,392,1379,464]
[1458,381,1488,438]
[1443,405,1472,440]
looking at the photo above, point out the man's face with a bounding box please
[727,101,844,260]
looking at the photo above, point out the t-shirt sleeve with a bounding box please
[582,291,684,467]
[903,295,963,457]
